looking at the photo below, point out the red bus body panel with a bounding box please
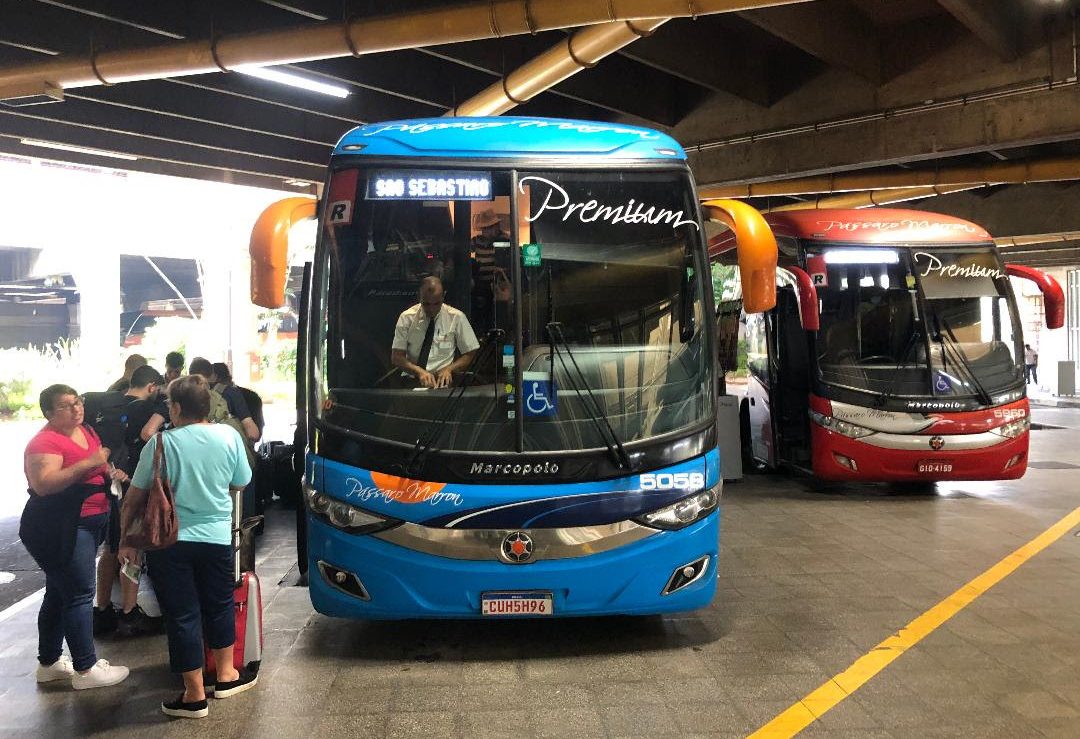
[808,396,1029,482]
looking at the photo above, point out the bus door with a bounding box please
[744,309,775,466]
[772,287,812,468]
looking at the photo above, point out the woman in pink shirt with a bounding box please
[21,384,130,690]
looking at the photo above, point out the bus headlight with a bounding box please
[810,411,876,439]
[636,486,719,531]
[990,417,1029,439]
[304,484,400,535]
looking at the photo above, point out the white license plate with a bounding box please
[481,592,553,617]
[917,460,953,473]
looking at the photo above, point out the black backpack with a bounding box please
[82,391,137,468]
[236,386,264,435]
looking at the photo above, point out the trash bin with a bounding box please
[1058,360,1076,396]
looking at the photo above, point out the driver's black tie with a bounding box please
[416,318,436,371]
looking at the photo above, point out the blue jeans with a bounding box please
[147,542,235,674]
[38,513,108,672]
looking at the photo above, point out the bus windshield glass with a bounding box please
[912,249,1022,399]
[517,170,710,451]
[315,166,710,453]
[812,246,1021,400]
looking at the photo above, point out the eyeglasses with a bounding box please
[53,398,84,412]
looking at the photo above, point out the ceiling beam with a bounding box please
[739,0,881,84]
[936,0,1020,61]
[618,17,772,107]
[0,139,302,190]
[0,107,326,180]
[690,85,1080,187]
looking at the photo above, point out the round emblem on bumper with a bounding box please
[500,532,534,564]
[929,435,945,450]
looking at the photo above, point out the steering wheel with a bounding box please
[858,355,894,364]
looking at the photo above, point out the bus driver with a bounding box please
[391,276,479,389]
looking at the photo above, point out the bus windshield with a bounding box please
[812,245,1021,401]
[315,166,710,453]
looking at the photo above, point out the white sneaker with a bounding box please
[71,659,129,690]
[35,656,75,683]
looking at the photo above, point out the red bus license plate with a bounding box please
[917,460,953,474]
[481,592,553,617]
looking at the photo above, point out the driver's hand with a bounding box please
[417,369,437,388]
[434,368,454,388]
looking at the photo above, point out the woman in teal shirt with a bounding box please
[119,374,254,719]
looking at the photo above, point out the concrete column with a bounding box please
[70,252,121,391]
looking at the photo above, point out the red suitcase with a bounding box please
[206,490,264,676]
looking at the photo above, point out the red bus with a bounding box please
[709,208,1064,482]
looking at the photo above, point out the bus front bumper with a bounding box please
[306,512,719,619]
[810,425,1028,482]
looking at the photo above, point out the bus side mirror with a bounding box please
[715,302,741,371]
[701,199,777,314]
[777,266,820,331]
[1005,264,1064,329]
[250,197,318,308]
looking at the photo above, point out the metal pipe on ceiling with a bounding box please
[0,0,812,100]
[700,155,1080,199]
[447,19,667,117]
[995,231,1080,248]
[764,184,981,211]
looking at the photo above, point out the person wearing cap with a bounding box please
[471,208,510,331]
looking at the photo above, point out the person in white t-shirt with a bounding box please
[391,276,479,389]
[1024,344,1038,385]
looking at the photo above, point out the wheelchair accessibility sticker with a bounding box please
[934,372,953,393]
[522,372,557,417]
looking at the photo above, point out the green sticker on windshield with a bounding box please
[522,243,542,267]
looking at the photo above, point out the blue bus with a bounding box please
[250,117,777,619]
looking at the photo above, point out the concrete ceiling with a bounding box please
[1,0,1078,267]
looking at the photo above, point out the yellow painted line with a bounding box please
[748,504,1080,739]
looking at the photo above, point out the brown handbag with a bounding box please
[122,432,179,550]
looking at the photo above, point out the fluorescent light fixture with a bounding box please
[20,138,138,160]
[823,249,899,265]
[234,65,350,98]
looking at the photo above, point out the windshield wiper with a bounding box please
[403,328,504,477]
[934,316,993,406]
[875,324,923,407]
[546,321,632,471]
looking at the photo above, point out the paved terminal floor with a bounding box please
[2,406,1080,738]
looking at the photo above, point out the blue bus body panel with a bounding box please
[315,450,719,528]
[306,450,721,619]
[309,512,717,619]
[333,117,687,161]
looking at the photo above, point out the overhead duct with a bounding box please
[699,155,1080,199]
[448,19,667,117]
[765,185,981,212]
[0,0,812,100]
[995,231,1080,248]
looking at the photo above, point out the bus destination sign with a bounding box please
[367,170,492,200]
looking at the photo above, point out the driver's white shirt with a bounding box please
[392,303,479,372]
